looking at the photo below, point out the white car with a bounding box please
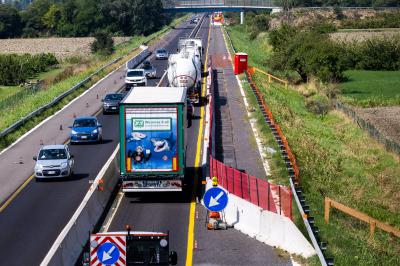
[33,144,74,180]
[125,69,147,90]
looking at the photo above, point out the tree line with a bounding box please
[0,0,171,38]
[268,24,400,83]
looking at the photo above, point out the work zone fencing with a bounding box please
[336,101,400,156]
[210,156,292,219]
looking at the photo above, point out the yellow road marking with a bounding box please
[0,173,35,213]
[185,19,212,266]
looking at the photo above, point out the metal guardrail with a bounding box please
[0,28,170,141]
[222,25,333,265]
[0,56,123,139]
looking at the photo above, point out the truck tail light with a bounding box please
[126,157,131,172]
[173,157,177,171]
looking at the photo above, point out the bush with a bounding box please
[305,94,331,116]
[342,36,400,71]
[91,31,114,56]
[0,53,58,85]
[248,14,270,40]
[269,29,348,83]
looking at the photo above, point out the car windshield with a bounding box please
[157,49,166,54]
[105,94,123,101]
[38,149,67,160]
[143,65,152,70]
[127,70,144,77]
[73,119,96,127]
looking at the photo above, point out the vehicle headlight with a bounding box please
[61,162,68,169]
[103,102,109,107]
[92,129,98,134]
[71,130,77,135]
[35,164,43,170]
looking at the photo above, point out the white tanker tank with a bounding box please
[167,38,203,103]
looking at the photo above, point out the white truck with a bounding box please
[167,38,203,104]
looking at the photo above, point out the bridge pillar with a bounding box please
[240,11,244,25]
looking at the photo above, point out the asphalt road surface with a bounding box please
[106,16,211,266]
[0,19,199,266]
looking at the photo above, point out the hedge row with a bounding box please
[0,53,58,85]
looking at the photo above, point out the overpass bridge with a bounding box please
[162,0,281,23]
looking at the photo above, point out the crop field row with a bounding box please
[0,37,131,59]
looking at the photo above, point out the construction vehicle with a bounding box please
[84,226,177,265]
[119,87,188,192]
[167,38,203,104]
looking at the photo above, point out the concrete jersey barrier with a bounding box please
[205,180,316,258]
[41,145,119,266]
[126,47,151,69]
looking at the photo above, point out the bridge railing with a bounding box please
[162,0,277,8]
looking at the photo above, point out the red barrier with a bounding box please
[209,156,293,220]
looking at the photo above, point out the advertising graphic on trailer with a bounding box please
[125,107,178,172]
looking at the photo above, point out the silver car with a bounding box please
[33,144,74,180]
[155,49,169,60]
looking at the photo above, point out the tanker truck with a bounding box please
[167,38,203,104]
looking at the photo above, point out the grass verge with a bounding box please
[226,23,400,265]
[0,86,23,102]
[0,14,189,151]
[340,70,400,107]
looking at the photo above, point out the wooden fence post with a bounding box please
[324,197,331,224]
[370,221,376,239]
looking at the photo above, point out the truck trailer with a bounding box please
[119,87,187,192]
[167,38,203,104]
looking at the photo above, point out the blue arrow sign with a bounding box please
[96,242,120,265]
[204,187,228,212]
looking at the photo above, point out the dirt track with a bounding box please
[0,37,130,59]
[355,106,400,145]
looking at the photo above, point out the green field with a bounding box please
[341,70,400,107]
[225,25,400,266]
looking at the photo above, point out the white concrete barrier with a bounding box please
[41,145,120,266]
[205,180,316,258]
[126,47,151,70]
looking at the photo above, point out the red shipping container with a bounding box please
[234,52,248,75]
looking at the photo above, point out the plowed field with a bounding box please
[0,37,130,59]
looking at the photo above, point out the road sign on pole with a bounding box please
[203,187,228,212]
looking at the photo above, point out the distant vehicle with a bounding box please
[33,144,74,180]
[119,87,188,192]
[125,69,147,90]
[155,49,169,60]
[102,93,124,114]
[168,38,203,104]
[69,117,102,144]
[142,60,157,78]
[84,228,177,266]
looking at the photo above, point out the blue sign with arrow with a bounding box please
[203,187,228,212]
[96,242,120,265]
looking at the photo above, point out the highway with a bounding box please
[0,18,204,266]
[105,16,210,266]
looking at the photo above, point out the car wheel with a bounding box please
[98,136,103,144]
[102,109,107,115]
[35,177,41,182]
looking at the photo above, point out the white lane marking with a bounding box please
[157,70,168,87]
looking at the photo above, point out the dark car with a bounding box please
[142,60,156,78]
[69,117,102,144]
[102,93,124,114]
[155,49,169,60]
